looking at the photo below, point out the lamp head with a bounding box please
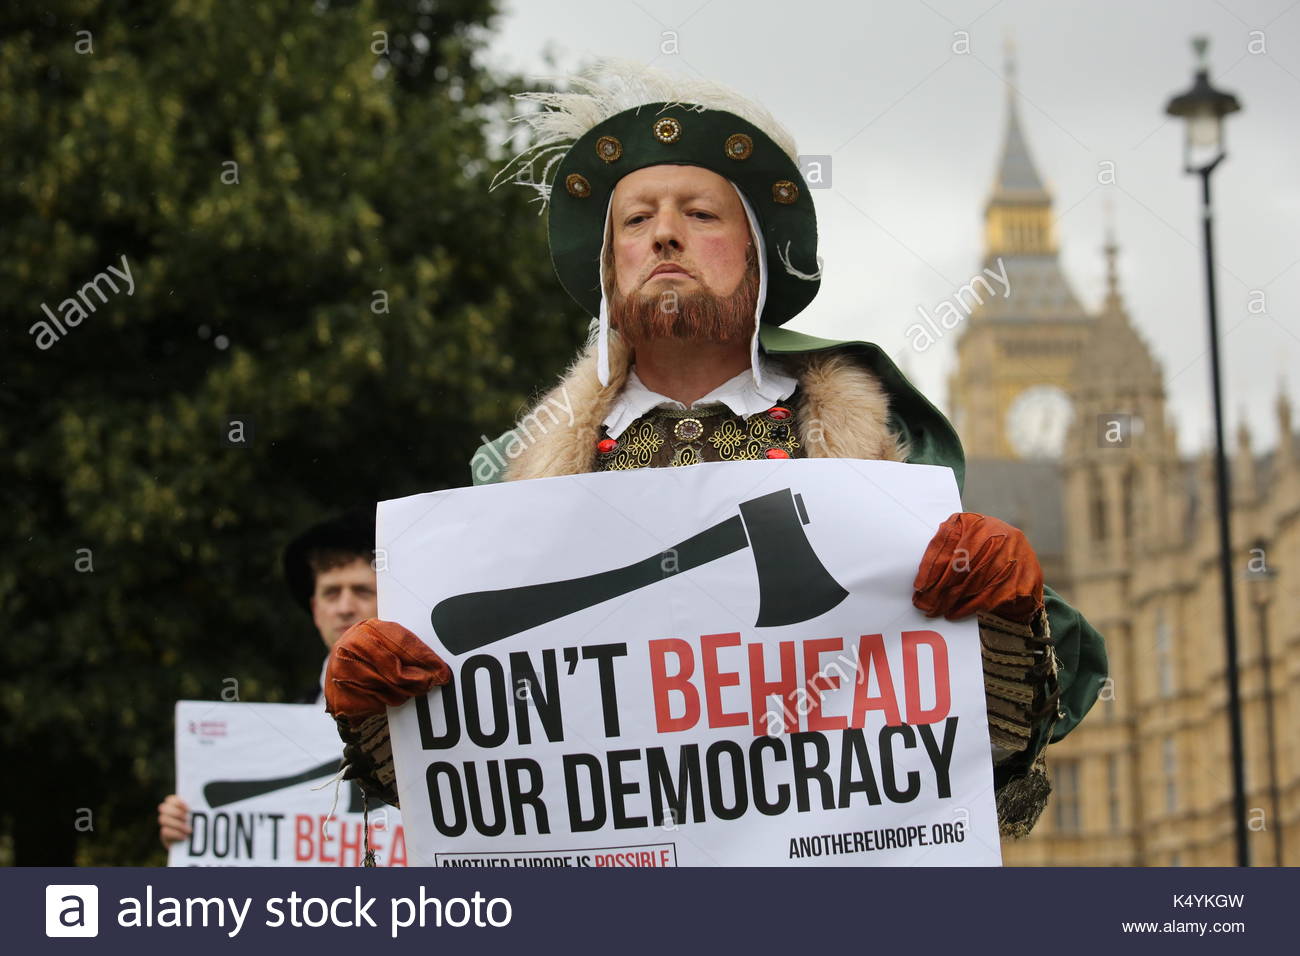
[1164,36,1242,172]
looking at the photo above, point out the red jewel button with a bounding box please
[765,448,790,459]
[597,438,618,454]
[767,406,792,421]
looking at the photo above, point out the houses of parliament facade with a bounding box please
[950,74,1299,866]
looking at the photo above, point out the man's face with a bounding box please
[309,557,377,649]
[611,164,752,297]
[608,164,757,342]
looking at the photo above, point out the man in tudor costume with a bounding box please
[324,62,1108,841]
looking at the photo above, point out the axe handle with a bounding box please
[432,514,748,654]
[202,758,339,808]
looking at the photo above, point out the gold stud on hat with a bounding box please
[772,179,799,204]
[652,116,682,143]
[595,135,623,163]
[725,133,753,160]
[565,173,591,198]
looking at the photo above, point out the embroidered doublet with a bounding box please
[595,392,804,470]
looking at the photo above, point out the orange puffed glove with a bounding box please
[325,619,451,720]
[912,512,1043,624]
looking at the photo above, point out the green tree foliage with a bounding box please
[0,0,581,864]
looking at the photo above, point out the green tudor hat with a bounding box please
[548,104,820,324]
[499,61,822,330]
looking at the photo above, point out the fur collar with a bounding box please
[504,331,911,481]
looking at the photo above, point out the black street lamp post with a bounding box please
[1164,36,1248,867]
[1244,548,1284,866]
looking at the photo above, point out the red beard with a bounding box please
[608,250,759,344]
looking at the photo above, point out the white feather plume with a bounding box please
[492,59,800,209]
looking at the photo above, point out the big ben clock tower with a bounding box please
[948,49,1095,460]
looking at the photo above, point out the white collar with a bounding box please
[603,352,797,439]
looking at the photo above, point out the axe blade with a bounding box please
[738,488,849,627]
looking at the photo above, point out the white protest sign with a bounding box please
[381,459,1001,867]
[170,701,406,867]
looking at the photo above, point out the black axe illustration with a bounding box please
[203,759,365,813]
[431,487,848,654]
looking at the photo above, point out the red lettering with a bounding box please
[293,814,313,861]
[338,820,362,867]
[748,640,798,736]
[591,849,671,867]
[700,632,747,728]
[804,637,847,731]
[648,639,700,732]
[851,634,902,726]
[902,630,950,723]
[388,825,407,867]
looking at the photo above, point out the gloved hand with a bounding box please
[911,512,1043,624]
[324,619,451,720]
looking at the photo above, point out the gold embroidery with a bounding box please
[708,419,747,457]
[602,420,663,470]
[671,445,702,467]
[594,395,804,470]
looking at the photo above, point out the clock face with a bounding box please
[1005,385,1074,459]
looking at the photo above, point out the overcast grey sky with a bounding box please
[481,0,1299,457]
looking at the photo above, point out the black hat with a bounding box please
[282,508,375,614]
